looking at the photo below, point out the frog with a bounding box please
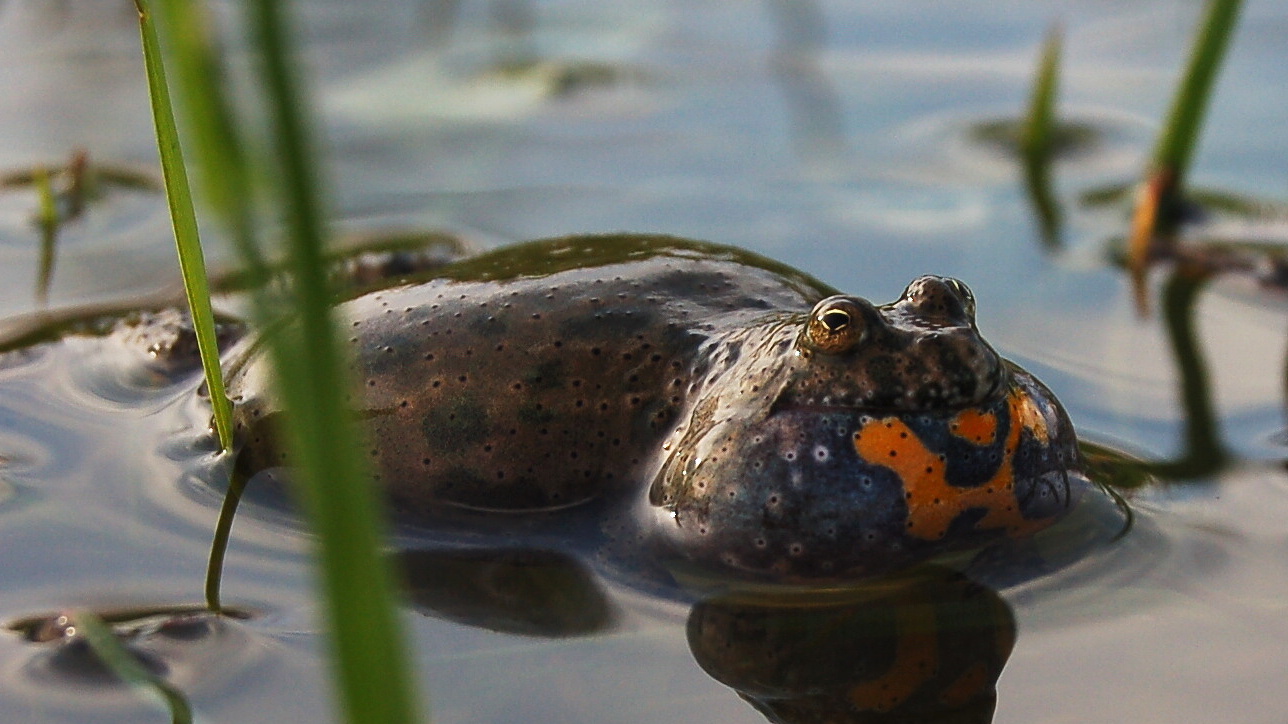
[228,233,1089,582]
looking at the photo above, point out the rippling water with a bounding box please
[2,0,1288,722]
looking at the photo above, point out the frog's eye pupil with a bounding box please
[820,308,850,332]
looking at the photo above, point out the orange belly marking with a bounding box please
[949,408,996,445]
[852,392,1052,541]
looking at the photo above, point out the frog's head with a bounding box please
[784,276,1004,412]
[648,277,1085,582]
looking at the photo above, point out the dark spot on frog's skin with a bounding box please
[558,306,657,340]
[361,331,424,375]
[421,398,489,452]
[468,312,508,337]
[524,359,566,391]
[517,403,556,426]
[732,295,772,310]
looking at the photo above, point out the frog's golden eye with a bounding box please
[804,297,868,354]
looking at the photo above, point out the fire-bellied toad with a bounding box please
[230,234,1088,580]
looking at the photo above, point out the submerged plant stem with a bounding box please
[204,468,249,612]
[1149,266,1226,477]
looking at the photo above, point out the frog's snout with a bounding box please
[897,276,978,327]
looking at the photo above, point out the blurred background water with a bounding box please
[1,0,1287,722]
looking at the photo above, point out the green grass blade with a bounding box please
[152,0,272,290]
[135,0,235,452]
[144,0,421,719]
[1151,0,1243,184]
[34,166,58,305]
[70,611,194,724]
[1020,24,1061,163]
[244,1,421,722]
[1127,0,1242,308]
[1020,25,1064,247]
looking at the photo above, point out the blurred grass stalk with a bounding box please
[1127,0,1243,305]
[1019,25,1060,164]
[71,610,194,724]
[33,166,58,305]
[1019,25,1062,247]
[136,1,421,723]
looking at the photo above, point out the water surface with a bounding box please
[2,1,1288,722]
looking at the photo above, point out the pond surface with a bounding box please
[1,0,1288,722]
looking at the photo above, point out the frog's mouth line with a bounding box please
[770,372,1011,417]
[771,398,1004,417]
[763,349,1013,419]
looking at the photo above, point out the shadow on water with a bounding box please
[687,571,1011,724]
[399,545,1013,724]
[1079,236,1278,485]
[967,108,1133,253]
[397,548,618,637]
[407,0,642,100]
[376,432,1133,724]
[969,27,1070,250]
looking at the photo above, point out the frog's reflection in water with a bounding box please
[688,573,1011,724]
[397,549,1012,724]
